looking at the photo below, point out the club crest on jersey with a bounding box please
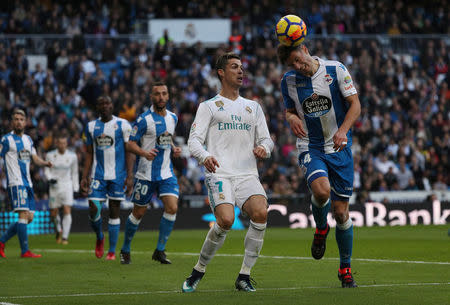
[157,131,173,149]
[219,193,225,200]
[215,100,225,111]
[18,149,31,161]
[95,134,114,150]
[324,74,333,85]
[302,93,332,118]
[245,106,252,113]
[113,123,118,130]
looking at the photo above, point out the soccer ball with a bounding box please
[276,15,307,47]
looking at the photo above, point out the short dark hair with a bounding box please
[96,95,112,104]
[12,108,26,118]
[151,81,166,89]
[215,52,240,81]
[277,44,303,65]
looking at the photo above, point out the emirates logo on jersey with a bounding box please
[302,93,332,118]
[95,134,114,150]
[18,149,31,161]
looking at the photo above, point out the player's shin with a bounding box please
[121,214,141,253]
[89,200,104,240]
[311,196,330,230]
[17,219,29,255]
[335,218,353,269]
[195,222,229,272]
[0,222,18,243]
[62,214,72,241]
[240,220,266,275]
[156,212,176,251]
[108,218,120,253]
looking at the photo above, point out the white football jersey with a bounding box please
[45,149,79,192]
[188,94,273,177]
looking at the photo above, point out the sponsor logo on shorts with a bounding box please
[219,193,225,200]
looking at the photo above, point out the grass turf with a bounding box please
[0,225,449,305]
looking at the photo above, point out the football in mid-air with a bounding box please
[276,15,307,47]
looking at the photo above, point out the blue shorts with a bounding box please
[131,176,179,206]
[88,178,125,201]
[8,185,36,211]
[299,147,354,201]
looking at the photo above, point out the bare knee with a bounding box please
[132,205,147,220]
[216,215,234,230]
[250,208,267,223]
[332,204,349,225]
[314,187,330,203]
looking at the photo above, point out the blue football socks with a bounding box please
[108,218,120,253]
[156,213,176,251]
[121,214,141,253]
[0,222,18,243]
[336,218,353,269]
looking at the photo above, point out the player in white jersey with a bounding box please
[120,82,181,265]
[0,109,52,258]
[80,96,133,260]
[45,133,79,244]
[182,53,274,293]
[278,44,361,288]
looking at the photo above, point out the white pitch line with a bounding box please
[1,282,449,300]
[0,302,22,305]
[34,249,450,265]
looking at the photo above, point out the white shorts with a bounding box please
[49,188,74,209]
[204,175,267,211]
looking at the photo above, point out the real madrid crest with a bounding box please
[219,193,225,200]
[215,100,224,108]
[245,106,252,113]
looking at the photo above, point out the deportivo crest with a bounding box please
[245,106,252,113]
[302,93,332,118]
[324,74,333,85]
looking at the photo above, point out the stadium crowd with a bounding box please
[0,0,448,209]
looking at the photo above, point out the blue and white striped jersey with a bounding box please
[84,115,132,181]
[0,132,36,187]
[281,57,357,154]
[130,106,178,181]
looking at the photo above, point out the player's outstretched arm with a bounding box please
[332,94,361,152]
[32,154,52,167]
[286,108,307,138]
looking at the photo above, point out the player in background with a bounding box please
[182,53,274,292]
[45,133,79,244]
[0,109,52,258]
[120,82,181,265]
[277,43,361,288]
[80,96,133,260]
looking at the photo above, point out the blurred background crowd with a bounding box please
[0,0,448,208]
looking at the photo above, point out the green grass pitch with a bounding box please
[1,225,449,305]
